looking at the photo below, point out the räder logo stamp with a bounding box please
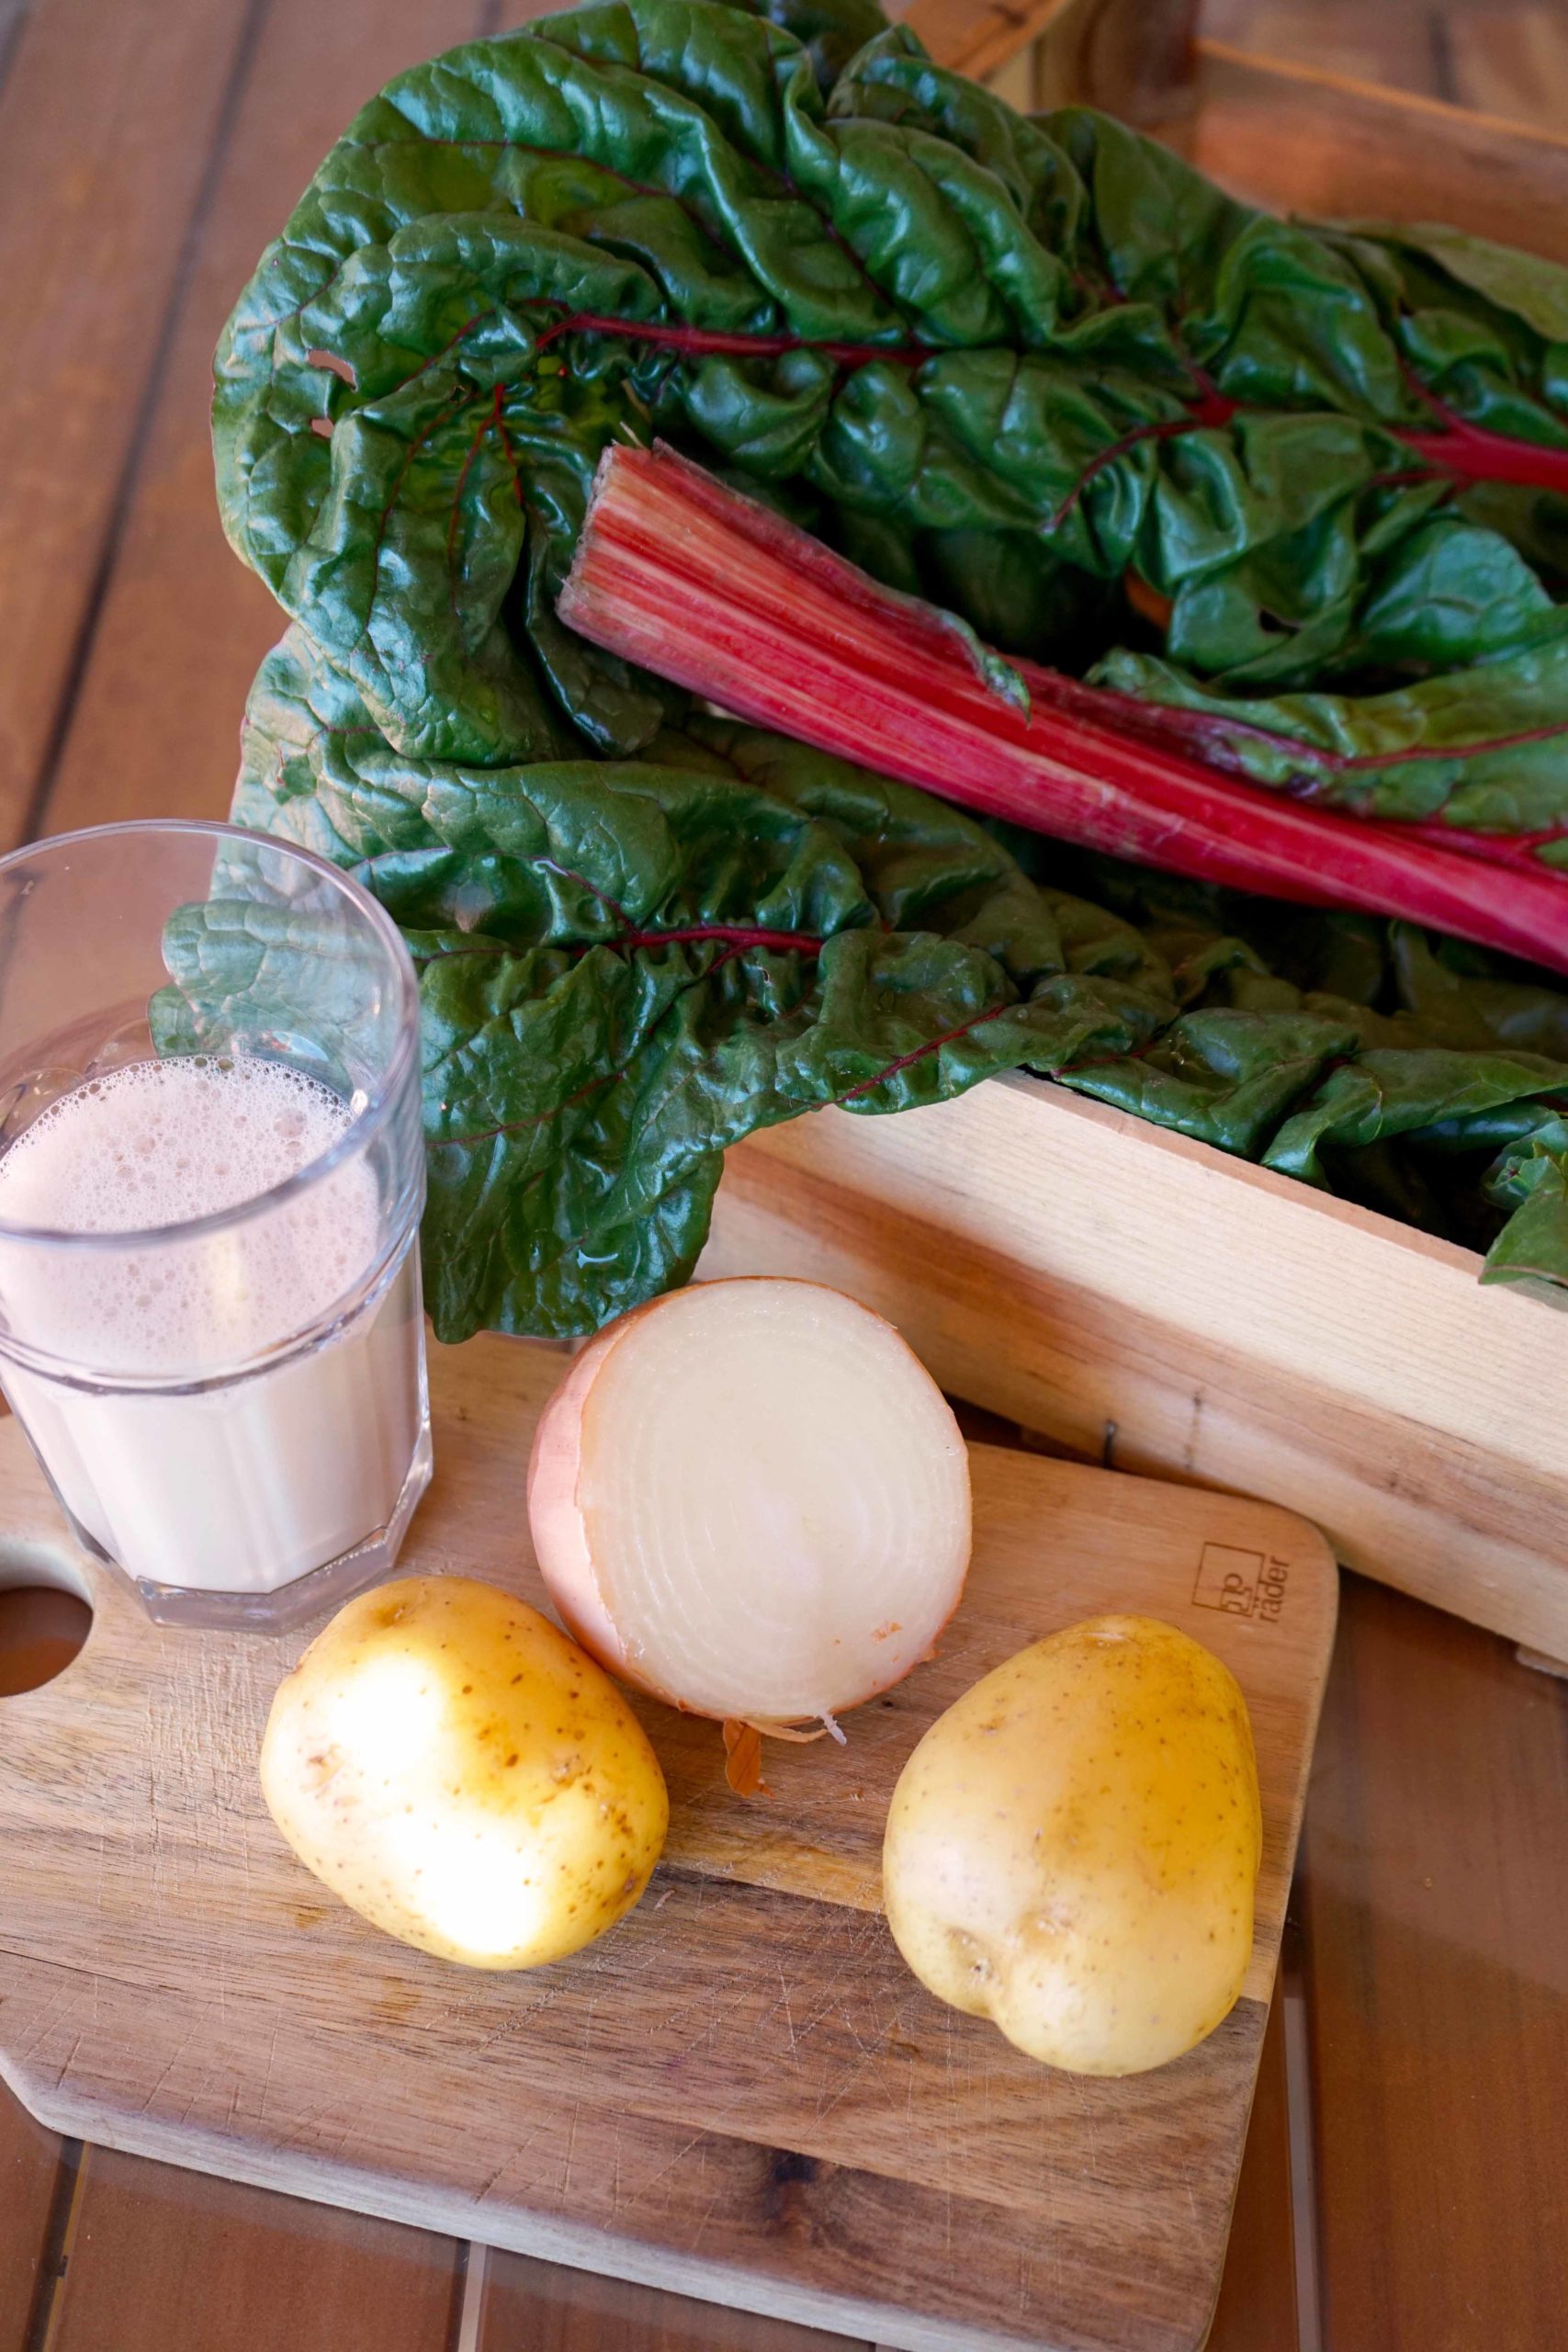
[1192,1544,1290,1621]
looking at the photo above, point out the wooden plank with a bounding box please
[1196,0,1454,101]
[1166,41,1568,264]
[0,2082,64,2352]
[43,2146,461,2352]
[39,0,502,842]
[0,1,31,102]
[1204,1993,1298,2352]
[915,0,1200,119]
[705,1085,1568,1656]
[0,1332,1336,2352]
[1197,0,1568,135]
[0,0,259,848]
[476,1939,1299,2352]
[1446,5,1568,132]
[1297,1576,1568,2351]
[478,2249,868,2351]
[1021,0,1200,121]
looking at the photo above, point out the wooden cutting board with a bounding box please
[0,1329,1336,2352]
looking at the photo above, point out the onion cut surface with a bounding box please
[527,1280,971,1738]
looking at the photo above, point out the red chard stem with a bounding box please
[559,445,1568,978]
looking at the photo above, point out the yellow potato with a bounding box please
[882,1613,1261,2075]
[261,1575,669,1969]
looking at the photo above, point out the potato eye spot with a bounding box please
[945,1926,993,1984]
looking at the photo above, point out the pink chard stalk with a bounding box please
[559,444,1568,981]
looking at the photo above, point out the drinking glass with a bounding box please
[0,820,430,1630]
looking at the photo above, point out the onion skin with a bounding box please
[526,1304,649,1691]
[526,1278,970,1729]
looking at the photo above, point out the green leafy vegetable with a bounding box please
[230,628,1568,1332]
[211,0,1568,1331]
[214,0,1568,836]
[235,626,1163,1334]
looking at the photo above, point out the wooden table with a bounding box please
[0,0,1563,2346]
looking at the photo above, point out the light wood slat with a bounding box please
[1298,1577,1568,2350]
[478,2250,867,2351]
[1198,0,1455,101]
[0,0,261,848]
[43,2146,461,2352]
[911,0,1197,114]
[39,0,503,842]
[1200,0,1568,136]
[1165,40,1568,264]
[1011,0,1200,121]
[1446,4,1568,131]
[707,1091,1568,1657]
[0,2082,64,2352]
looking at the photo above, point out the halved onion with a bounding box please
[527,1280,971,1762]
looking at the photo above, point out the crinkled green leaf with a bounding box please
[216,0,1568,799]
[1481,1116,1568,1284]
[1090,628,1568,833]
[236,630,1157,1335]
[225,636,1568,1329]
[212,0,1568,1332]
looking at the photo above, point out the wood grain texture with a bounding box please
[43,2146,462,2352]
[903,0,1058,85]
[0,1330,1335,2352]
[1165,41,1568,265]
[1023,0,1200,121]
[39,0,502,842]
[1201,0,1568,134]
[479,2248,867,2351]
[0,2083,63,2352]
[1203,1995,1297,2352]
[1444,4,1568,130]
[0,0,258,844]
[705,1086,1568,1657]
[939,0,1199,121]
[1299,1576,1568,2352]
[984,3,1568,261]
[473,2004,1300,2351]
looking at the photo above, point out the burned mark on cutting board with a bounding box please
[762,2144,822,2237]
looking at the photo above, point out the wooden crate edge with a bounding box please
[703,1082,1568,1656]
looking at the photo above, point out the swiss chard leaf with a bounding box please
[215,0,1567,799]
[236,630,1156,1336]
[211,0,1568,1333]
[231,631,1568,1331]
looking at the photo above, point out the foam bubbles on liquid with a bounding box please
[0,1058,380,1374]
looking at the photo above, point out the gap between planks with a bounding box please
[17,0,275,849]
[0,0,263,848]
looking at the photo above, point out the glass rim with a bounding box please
[0,819,420,1252]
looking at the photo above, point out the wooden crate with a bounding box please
[704,1087,1568,1657]
[708,5,1568,1662]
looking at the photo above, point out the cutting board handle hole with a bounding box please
[0,1543,93,1695]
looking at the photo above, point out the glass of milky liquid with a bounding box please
[0,820,429,1631]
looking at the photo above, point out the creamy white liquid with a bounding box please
[0,1058,424,1594]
